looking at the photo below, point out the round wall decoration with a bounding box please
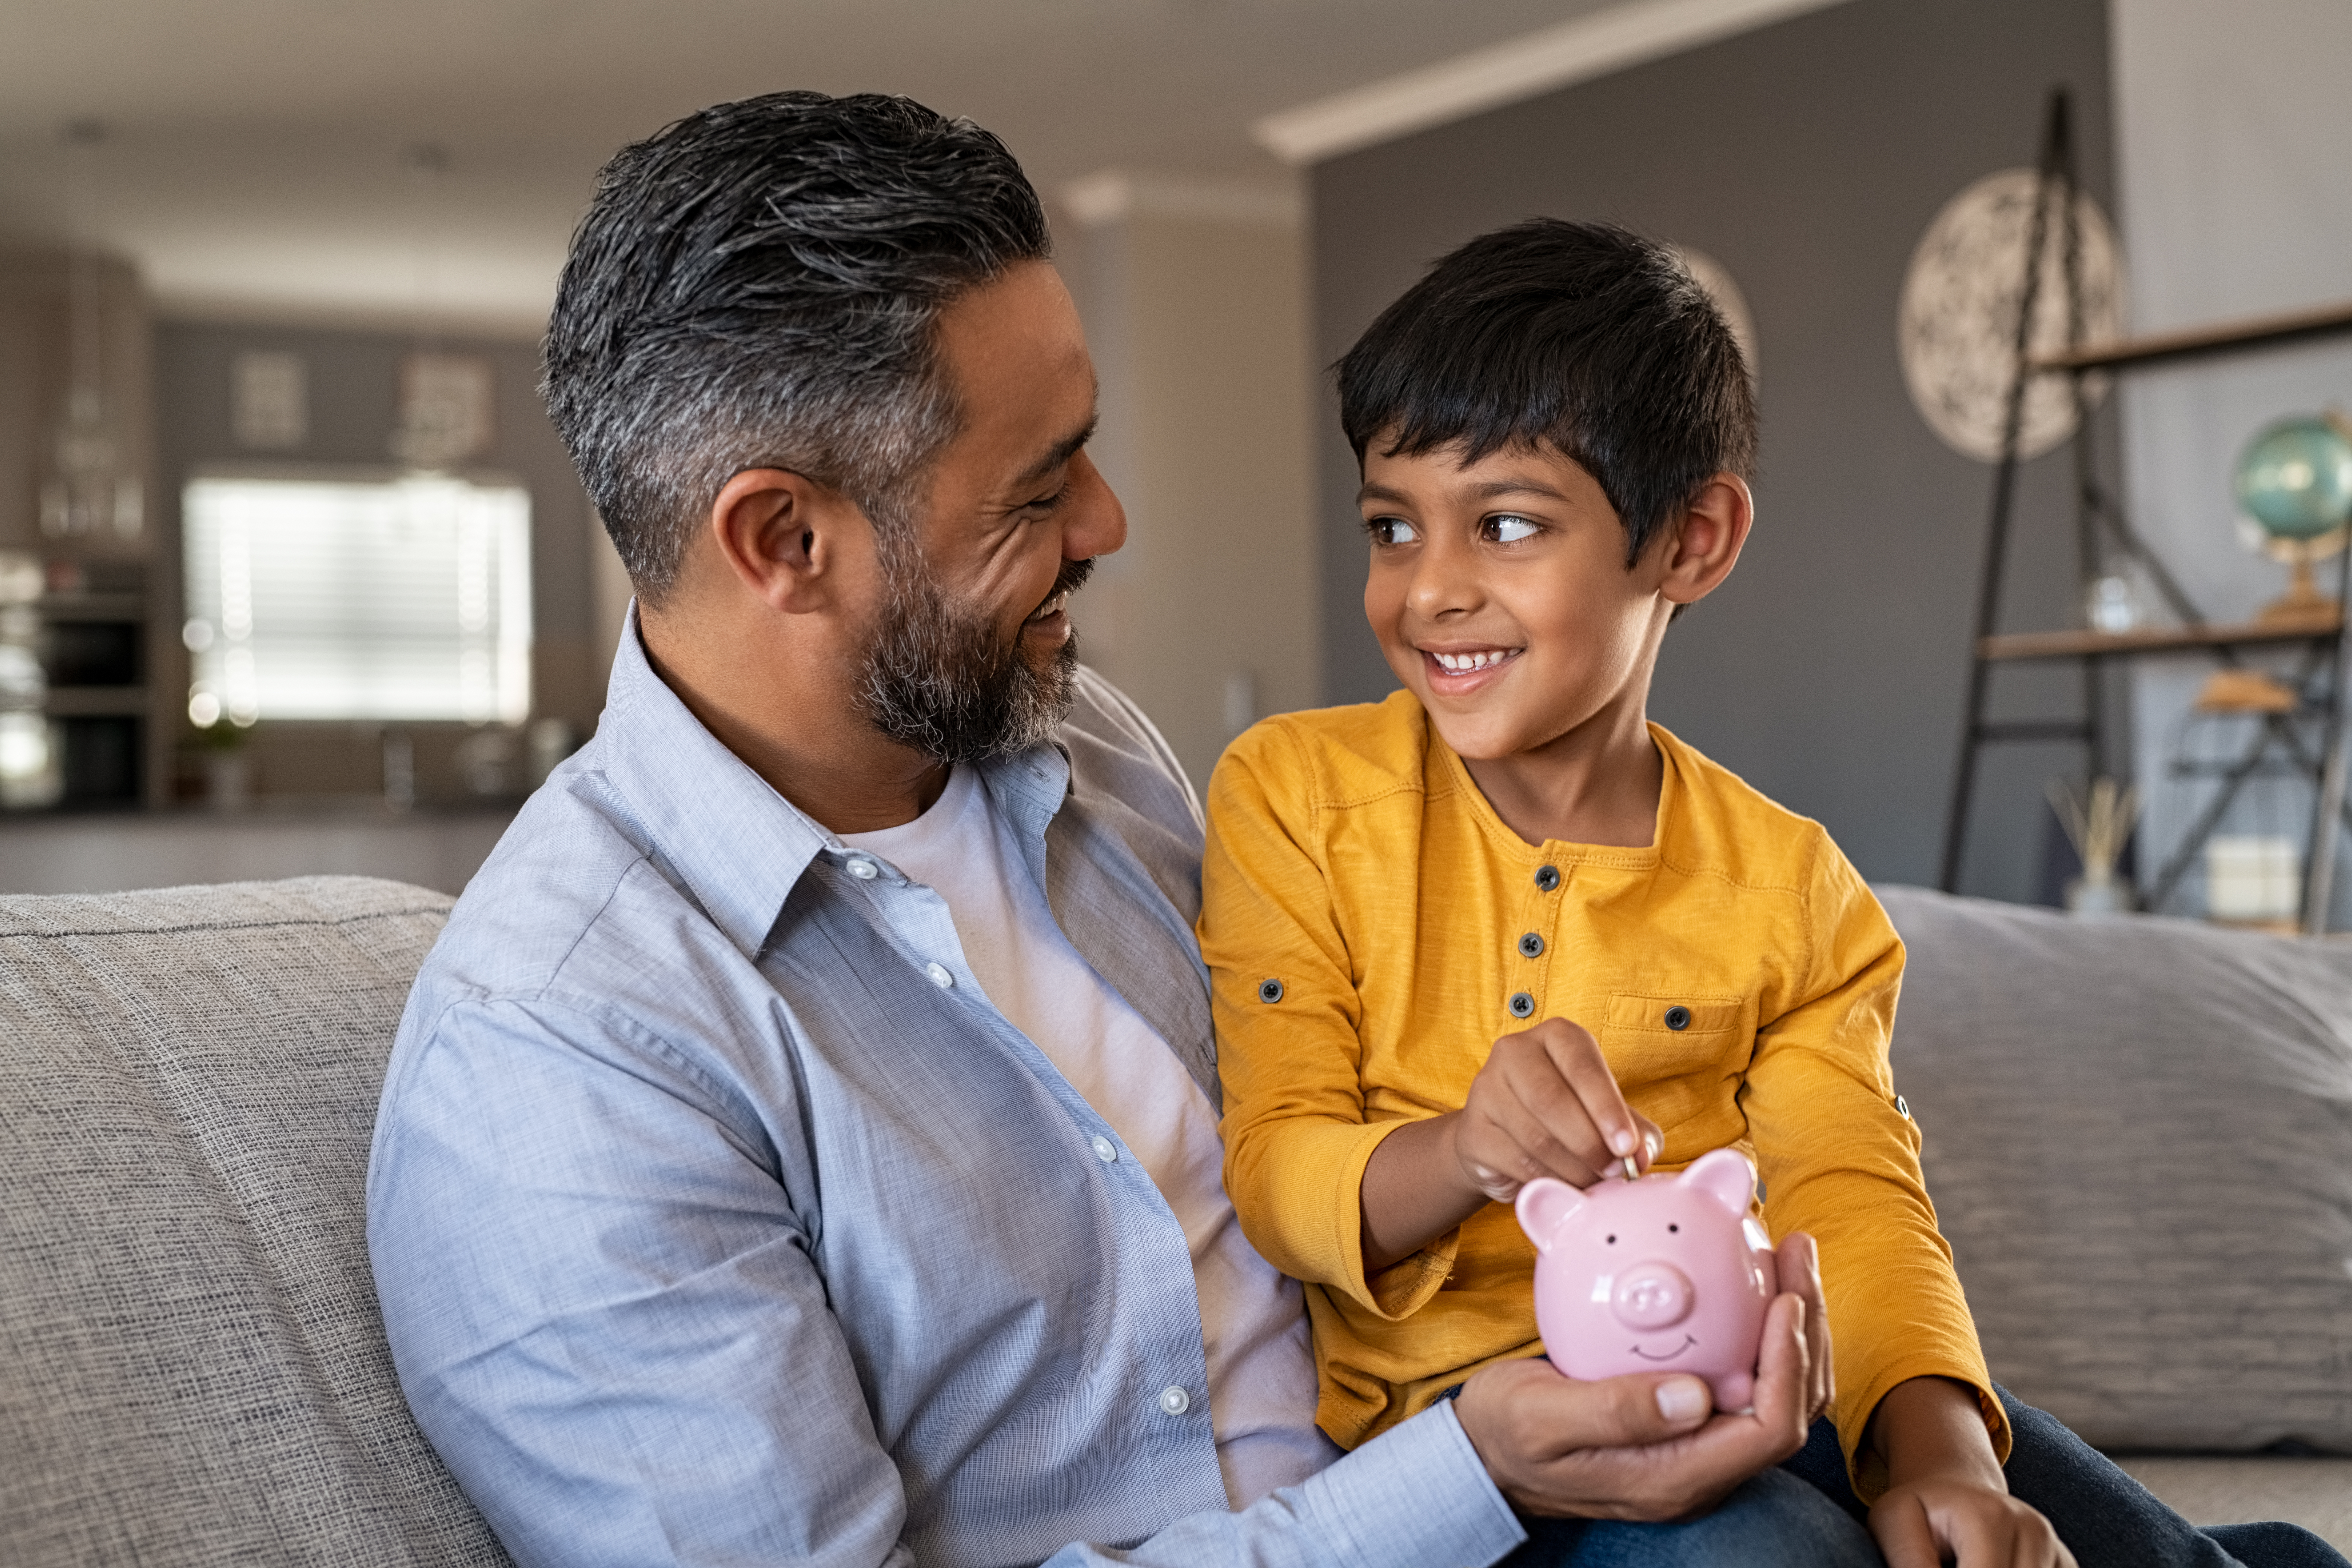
[1897,168,2128,463]
[1672,246,1759,389]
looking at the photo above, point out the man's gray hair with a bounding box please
[543,92,1053,601]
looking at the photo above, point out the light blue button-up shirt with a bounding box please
[367,622,1525,1568]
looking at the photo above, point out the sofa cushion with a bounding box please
[0,876,508,1568]
[1879,886,2352,1453]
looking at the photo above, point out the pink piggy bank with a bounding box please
[1514,1148,1776,1410]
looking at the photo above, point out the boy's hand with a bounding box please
[1453,1017,1662,1202]
[1454,1281,1817,1520]
[1871,1477,2072,1568]
[1867,1377,2073,1568]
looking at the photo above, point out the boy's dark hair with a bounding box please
[1337,217,1757,566]
[543,92,1051,601]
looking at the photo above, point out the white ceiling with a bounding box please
[0,0,1620,335]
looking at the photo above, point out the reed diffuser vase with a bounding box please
[2049,776,2140,915]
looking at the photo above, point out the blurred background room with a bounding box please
[1,0,2348,928]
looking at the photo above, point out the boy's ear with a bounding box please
[1656,473,1753,611]
[705,467,863,616]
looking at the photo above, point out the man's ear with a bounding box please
[706,466,858,615]
[1656,473,1754,611]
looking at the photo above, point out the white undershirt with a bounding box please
[843,764,1334,1508]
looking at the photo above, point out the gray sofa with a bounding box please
[1,876,2346,1564]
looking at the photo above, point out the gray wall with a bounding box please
[1309,0,2117,900]
[154,322,601,800]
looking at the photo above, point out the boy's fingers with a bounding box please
[1479,1092,1600,1192]
[1632,1112,1664,1173]
[1496,1049,1611,1180]
[1538,1020,1642,1162]
[1868,1494,1943,1568]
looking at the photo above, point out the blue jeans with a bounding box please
[1503,1386,2350,1568]
[1507,1465,1879,1568]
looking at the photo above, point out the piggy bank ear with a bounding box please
[1682,1149,1757,1218]
[1515,1178,1586,1253]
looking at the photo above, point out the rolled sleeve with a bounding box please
[1202,729,1448,1319]
[1741,841,2007,1498]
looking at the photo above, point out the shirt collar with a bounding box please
[596,604,1075,958]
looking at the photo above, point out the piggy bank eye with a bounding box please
[1668,1223,1679,1233]
[1605,1233,1616,1244]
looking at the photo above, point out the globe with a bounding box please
[2235,415,2352,542]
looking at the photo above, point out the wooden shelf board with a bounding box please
[2033,300,2352,373]
[1981,615,2342,661]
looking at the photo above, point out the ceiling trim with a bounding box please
[1253,0,1855,164]
[152,290,548,344]
[1057,169,1303,229]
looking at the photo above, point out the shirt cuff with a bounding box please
[1838,1357,2010,1504]
[1301,1398,1525,1568]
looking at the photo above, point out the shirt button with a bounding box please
[925,963,954,989]
[1664,1005,1691,1031]
[845,856,880,881]
[1092,1135,1118,1163]
[1517,932,1544,958]
[1508,991,1536,1019]
[1895,1094,1911,1120]
[1257,978,1284,1004]
[1157,1385,1190,1416]
[1535,865,1561,892]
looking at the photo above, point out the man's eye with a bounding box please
[1487,515,1541,543]
[1024,484,1071,515]
[1364,517,1419,546]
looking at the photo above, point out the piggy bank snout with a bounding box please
[1610,1261,1694,1330]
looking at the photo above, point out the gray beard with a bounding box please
[854,546,1092,764]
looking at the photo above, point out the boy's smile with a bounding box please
[1358,438,1751,846]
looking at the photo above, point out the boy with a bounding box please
[1201,219,2345,1568]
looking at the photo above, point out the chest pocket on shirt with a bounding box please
[1601,993,1751,1078]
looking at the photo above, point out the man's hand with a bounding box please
[1453,1018,1663,1203]
[1866,1377,2074,1568]
[1454,1283,1816,1521]
[1774,1231,1835,1427]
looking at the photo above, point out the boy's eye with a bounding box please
[1486,514,1541,543]
[1364,516,1419,546]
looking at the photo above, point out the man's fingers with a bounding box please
[1745,1293,1812,1459]
[1772,1230,1820,1299]
[1503,1363,1716,1457]
[1552,1363,1721,1457]
[1773,1232,1835,1421]
[1868,1493,1944,1568]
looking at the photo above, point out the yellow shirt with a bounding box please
[1199,693,2005,1494]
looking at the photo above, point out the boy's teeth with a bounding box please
[1433,650,1512,672]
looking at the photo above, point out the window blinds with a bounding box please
[183,473,532,726]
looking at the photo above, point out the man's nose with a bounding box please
[1063,451,1127,561]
